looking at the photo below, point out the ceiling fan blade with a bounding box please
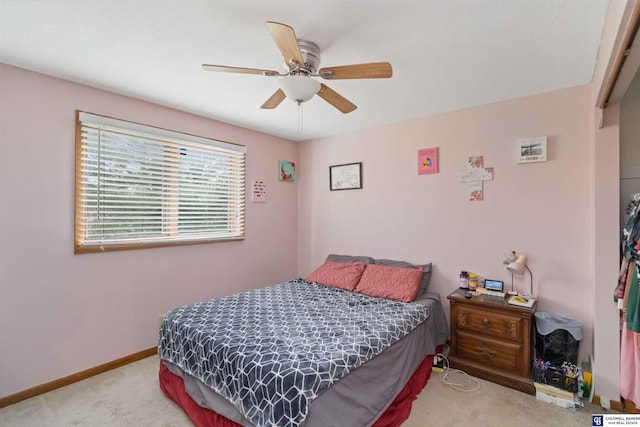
[202,64,280,76]
[316,84,357,114]
[318,62,393,80]
[261,89,286,109]
[266,21,304,69]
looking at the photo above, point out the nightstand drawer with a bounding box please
[455,306,523,342]
[457,332,521,373]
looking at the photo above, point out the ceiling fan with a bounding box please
[202,21,393,114]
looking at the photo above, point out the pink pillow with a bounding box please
[306,260,366,291]
[355,264,422,302]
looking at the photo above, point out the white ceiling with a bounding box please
[0,0,610,142]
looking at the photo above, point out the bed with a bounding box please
[158,255,448,427]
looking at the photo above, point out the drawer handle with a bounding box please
[482,318,491,329]
[476,346,498,358]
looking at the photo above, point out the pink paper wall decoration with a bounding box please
[418,147,439,175]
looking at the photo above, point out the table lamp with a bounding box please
[504,250,534,299]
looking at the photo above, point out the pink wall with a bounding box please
[298,85,595,364]
[0,43,627,403]
[0,64,298,398]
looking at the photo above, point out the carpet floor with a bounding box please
[0,355,616,427]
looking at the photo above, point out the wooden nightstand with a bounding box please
[447,290,537,395]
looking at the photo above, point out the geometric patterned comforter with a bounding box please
[158,278,430,427]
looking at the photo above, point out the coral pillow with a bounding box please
[306,260,366,291]
[374,258,432,297]
[355,264,423,302]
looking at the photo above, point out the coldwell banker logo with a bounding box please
[592,415,603,426]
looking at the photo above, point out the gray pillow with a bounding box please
[327,254,374,264]
[373,258,432,297]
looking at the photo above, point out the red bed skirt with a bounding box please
[159,354,434,427]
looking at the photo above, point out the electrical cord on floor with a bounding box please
[433,344,481,392]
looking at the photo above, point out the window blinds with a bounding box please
[75,111,246,253]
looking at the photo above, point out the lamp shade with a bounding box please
[279,76,321,103]
[506,255,528,276]
[503,250,518,265]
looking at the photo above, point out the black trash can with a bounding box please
[534,312,582,365]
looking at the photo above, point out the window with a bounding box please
[75,111,246,254]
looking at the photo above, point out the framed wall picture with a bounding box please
[279,160,296,181]
[516,137,547,163]
[330,162,362,191]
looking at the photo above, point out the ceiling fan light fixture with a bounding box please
[279,75,320,103]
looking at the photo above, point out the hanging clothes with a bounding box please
[616,258,631,302]
[616,196,640,302]
[625,264,640,333]
[623,196,640,256]
[620,322,640,405]
[622,197,640,260]
[618,194,640,405]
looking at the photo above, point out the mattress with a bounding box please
[159,281,447,427]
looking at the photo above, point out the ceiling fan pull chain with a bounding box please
[297,100,303,134]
